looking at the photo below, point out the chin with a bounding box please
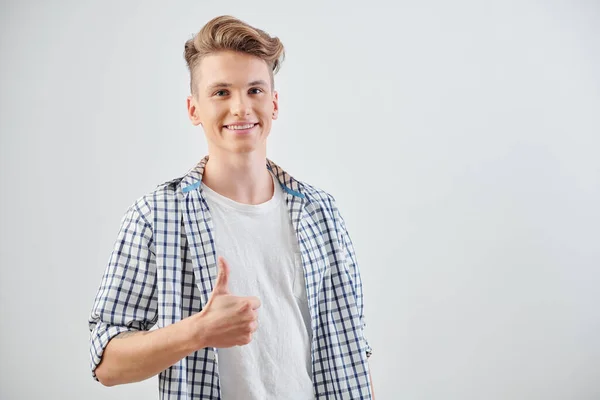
[225,143,261,154]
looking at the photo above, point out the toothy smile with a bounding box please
[225,123,258,130]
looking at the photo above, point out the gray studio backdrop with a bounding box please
[1,1,599,399]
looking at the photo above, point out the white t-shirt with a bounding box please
[202,172,314,400]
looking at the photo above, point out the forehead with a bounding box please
[196,51,271,86]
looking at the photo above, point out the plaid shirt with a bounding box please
[89,156,373,399]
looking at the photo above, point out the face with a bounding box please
[187,51,279,156]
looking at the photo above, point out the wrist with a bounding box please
[185,312,211,351]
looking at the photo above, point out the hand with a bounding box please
[193,256,261,348]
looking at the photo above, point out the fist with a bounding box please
[194,256,261,348]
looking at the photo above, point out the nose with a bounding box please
[230,94,251,117]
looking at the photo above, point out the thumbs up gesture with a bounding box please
[193,256,261,348]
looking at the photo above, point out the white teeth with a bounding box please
[227,123,255,130]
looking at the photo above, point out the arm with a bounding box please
[89,206,258,386]
[331,199,376,398]
[88,201,163,385]
[94,314,208,386]
[370,366,375,399]
[97,268,261,387]
[332,201,374,360]
[90,202,205,386]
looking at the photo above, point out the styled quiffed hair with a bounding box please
[184,15,285,95]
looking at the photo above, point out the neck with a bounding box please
[201,150,273,205]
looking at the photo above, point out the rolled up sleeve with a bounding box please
[88,201,158,380]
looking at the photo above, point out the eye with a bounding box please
[249,88,263,95]
[214,90,229,97]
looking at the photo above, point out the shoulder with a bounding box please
[296,180,341,218]
[124,176,184,226]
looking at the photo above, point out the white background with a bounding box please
[1,1,599,399]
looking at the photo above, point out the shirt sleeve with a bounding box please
[88,202,158,380]
[333,202,373,359]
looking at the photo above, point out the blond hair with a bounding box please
[184,15,285,95]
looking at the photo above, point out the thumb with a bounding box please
[211,256,230,296]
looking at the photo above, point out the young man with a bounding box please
[89,15,374,399]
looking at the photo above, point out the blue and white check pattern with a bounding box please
[89,156,373,399]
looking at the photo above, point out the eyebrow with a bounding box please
[248,80,268,87]
[207,80,269,91]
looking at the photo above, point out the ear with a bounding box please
[272,91,279,120]
[187,95,202,126]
